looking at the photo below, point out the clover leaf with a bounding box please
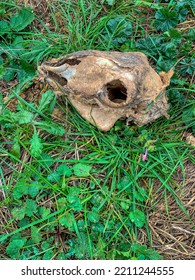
[154,8,178,32]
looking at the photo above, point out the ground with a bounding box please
[0,0,195,260]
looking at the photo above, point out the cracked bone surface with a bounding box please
[38,50,173,131]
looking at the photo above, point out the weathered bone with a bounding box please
[38,50,173,131]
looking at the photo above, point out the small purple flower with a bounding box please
[142,148,148,161]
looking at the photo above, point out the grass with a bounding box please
[0,0,195,260]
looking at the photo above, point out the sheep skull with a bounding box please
[38,50,173,131]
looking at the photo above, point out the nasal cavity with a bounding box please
[47,70,67,86]
[106,80,127,103]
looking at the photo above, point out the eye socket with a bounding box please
[106,80,127,103]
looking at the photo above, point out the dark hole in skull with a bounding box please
[106,80,127,103]
[48,58,81,67]
[47,70,67,86]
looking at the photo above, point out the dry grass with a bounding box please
[140,160,195,260]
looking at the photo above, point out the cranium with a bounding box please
[38,50,173,131]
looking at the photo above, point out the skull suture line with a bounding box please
[38,50,173,131]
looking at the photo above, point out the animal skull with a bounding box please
[38,50,173,131]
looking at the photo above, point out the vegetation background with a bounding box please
[0,0,195,260]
